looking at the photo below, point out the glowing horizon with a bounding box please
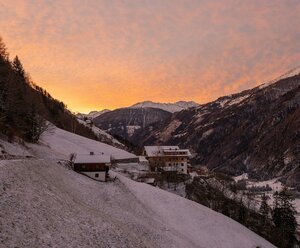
[0,0,299,113]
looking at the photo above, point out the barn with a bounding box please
[73,152,111,182]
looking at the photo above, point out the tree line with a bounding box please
[186,175,299,247]
[0,36,98,142]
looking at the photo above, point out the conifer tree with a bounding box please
[0,36,9,61]
[259,194,269,228]
[25,104,47,143]
[12,56,25,80]
[272,188,298,247]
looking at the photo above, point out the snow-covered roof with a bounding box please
[73,153,111,164]
[142,178,156,184]
[144,146,191,157]
[138,156,148,162]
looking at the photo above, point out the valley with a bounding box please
[0,126,275,248]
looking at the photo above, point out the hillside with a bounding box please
[0,37,120,149]
[87,101,198,144]
[76,118,126,149]
[135,74,300,186]
[0,135,274,248]
[93,107,172,140]
[19,124,135,161]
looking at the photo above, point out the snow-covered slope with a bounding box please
[259,66,300,89]
[77,119,125,148]
[130,100,199,113]
[27,124,136,160]
[0,157,274,248]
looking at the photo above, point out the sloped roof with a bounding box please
[138,156,148,162]
[144,146,191,157]
[73,153,111,164]
[144,146,179,157]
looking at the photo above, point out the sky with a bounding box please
[0,0,300,113]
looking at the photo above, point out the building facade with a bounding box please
[73,152,110,182]
[143,146,191,174]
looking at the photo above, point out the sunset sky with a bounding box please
[0,0,299,113]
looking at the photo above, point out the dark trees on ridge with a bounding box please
[0,36,98,142]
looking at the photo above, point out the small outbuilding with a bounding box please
[73,152,110,182]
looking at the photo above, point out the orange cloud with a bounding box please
[0,0,299,113]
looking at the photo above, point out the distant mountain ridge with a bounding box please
[78,100,199,120]
[76,109,110,120]
[82,101,198,141]
[93,108,172,141]
[130,100,199,113]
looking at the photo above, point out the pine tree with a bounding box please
[0,36,9,61]
[12,56,25,80]
[25,104,47,143]
[272,188,298,247]
[238,199,247,224]
[259,193,269,227]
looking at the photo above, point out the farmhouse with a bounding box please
[73,152,110,182]
[143,146,191,174]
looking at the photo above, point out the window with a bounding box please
[95,173,99,178]
[181,169,184,172]
[181,163,184,166]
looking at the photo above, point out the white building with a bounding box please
[143,146,191,174]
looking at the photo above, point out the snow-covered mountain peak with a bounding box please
[76,109,110,120]
[130,100,199,113]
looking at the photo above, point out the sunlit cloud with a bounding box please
[0,0,299,112]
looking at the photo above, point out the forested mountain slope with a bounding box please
[0,37,115,146]
[135,74,300,187]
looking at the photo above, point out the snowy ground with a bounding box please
[0,159,274,248]
[0,159,168,248]
[158,181,187,198]
[234,174,300,225]
[113,162,150,181]
[77,119,125,148]
[0,126,275,247]
[29,125,136,161]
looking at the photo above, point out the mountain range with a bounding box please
[132,73,300,187]
[93,108,172,140]
[76,109,111,120]
[0,37,294,247]
[130,100,199,113]
[77,100,198,120]
[82,73,300,189]
[79,101,198,139]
